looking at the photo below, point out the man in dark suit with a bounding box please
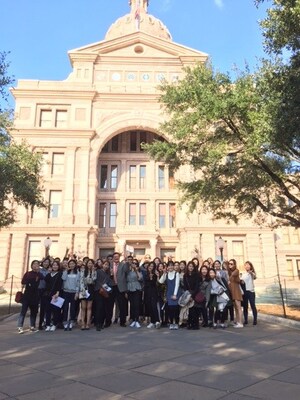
[111,252,129,326]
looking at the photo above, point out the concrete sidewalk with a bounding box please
[0,315,300,400]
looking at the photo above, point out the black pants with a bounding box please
[45,297,61,326]
[38,289,47,328]
[128,291,141,322]
[243,291,257,323]
[198,304,208,325]
[168,305,179,324]
[188,306,200,328]
[62,292,76,322]
[94,291,106,327]
[114,287,128,325]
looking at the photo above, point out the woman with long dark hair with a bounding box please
[44,260,63,332]
[79,258,96,330]
[241,261,258,325]
[228,258,243,328]
[144,262,160,329]
[198,265,210,327]
[61,259,79,331]
[183,261,200,329]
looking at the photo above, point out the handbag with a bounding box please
[15,291,23,303]
[178,290,192,306]
[99,287,109,298]
[194,291,205,304]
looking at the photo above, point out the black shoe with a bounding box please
[104,322,111,328]
[192,326,200,330]
[96,325,101,331]
[253,321,257,325]
[113,319,118,324]
[120,323,126,327]
[244,321,248,325]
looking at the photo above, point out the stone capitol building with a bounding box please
[0,0,299,282]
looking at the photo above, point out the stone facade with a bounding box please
[0,2,299,282]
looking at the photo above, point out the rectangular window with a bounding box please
[140,131,147,151]
[28,241,42,268]
[41,152,49,176]
[286,259,294,278]
[49,190,62,218]
[109,203,117,228]
[292,229,300,244]
[40,110,52,127]
[99,248,115,258]
[130,132,137,151]
[99,203,107,228]
[139,165,146,189]
[169,168,175,189]
[110,165,118,190]
[160,248,176,262]
[111,136,119,152]
[139,203,146,226]
[129,203,136,225]
[158,166,165,190]
[100,165,108,189]
[169,203,176,228]
[51,153,64,175]
[55,110,67,128]
[129,165,137,190]
[159,203,166,228]
[232,241,244,267]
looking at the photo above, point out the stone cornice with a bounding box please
[11,87,96,101]
[12,129,95,139]
[69,31,208,62]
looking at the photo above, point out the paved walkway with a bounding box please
[0,316,300,400]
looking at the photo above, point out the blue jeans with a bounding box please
[17,297,39,328]
[243,291,257,324]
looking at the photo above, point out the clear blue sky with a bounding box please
[1,0,268,95]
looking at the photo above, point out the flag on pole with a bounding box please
[135,0,141,30]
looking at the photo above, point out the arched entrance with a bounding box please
[95,129,178,260]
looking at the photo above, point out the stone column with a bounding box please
[63,147,76,224]
[76,148,90,225]
[150,238,157,259]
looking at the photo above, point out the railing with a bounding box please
[0,275,23,316]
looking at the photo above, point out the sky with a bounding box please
[1,0,269,105]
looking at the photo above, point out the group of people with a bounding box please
[17,252,258,333]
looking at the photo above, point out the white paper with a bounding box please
[102,284,112,292]
[85,290,90,299]
[51,296,65,308]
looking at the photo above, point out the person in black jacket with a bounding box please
[183,261,200,330]
[17,260,44,333]
[44,261,63,332]
[144,262,160,329]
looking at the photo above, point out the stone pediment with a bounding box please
[68,32,208,65]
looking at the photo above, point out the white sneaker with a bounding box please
[147,323,155,329]
[30,327,38,332]
[18,327,24,334]
[135,321,141,329]
[45,326,51,332]
[50,325,56,332]
[169,324,174,330]
[233,323,244,329]
[173,324,179,330]
[155,322,161,329]
[130,321,136,328]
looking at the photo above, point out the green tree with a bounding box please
[0,52,46,227]
[147,62,300,228]
[146,0,300,228]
